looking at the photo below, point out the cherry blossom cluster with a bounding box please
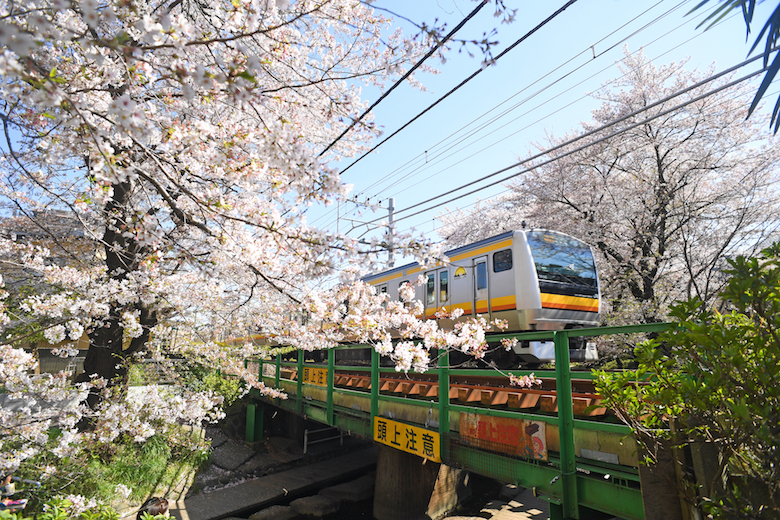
[0,0,517,490]
[509,373,542,388]
[0,342,87,474]
[270,277,511,372]
[0,340,225,474]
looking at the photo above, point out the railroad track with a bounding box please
[280,368,609,417]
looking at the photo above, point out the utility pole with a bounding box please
[387,197,395,268]
[338,197,397,269]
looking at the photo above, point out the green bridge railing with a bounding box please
[246,323,671,520]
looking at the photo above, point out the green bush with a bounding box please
[178,363,244,408]
[16,427,208,514]
[596,242,780,518]
[82,431,209,502]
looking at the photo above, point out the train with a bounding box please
[361,228,601,366]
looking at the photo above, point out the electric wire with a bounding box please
[388,11,717,199]
[378,52,771,226]
[312,0,702,230]
[394,71,769,227]
[319,3,759,240]
[317,0,489,158]
[350,83,780,261]
[363,0,687,198]
[398,84,780,240]
[332,74,780,276]
[335,0,581,176]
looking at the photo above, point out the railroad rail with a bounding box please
[279,368,609,417]
[246,323,671,520]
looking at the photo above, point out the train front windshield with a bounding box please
[526,231,598,296]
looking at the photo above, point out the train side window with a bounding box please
[378,284,388,308]
[476,261,487,291]
[440,270,449,302]
[398,281,407,301]
[493,249,513,273]
[425,273,435,305]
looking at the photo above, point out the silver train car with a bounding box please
[362,229,600,365]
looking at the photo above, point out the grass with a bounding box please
[19,427,209,513]
[84,432,208,502]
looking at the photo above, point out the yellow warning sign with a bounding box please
[373,417,440,462]
[301,366,328,386]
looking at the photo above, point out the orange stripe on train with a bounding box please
[540,293,598,312]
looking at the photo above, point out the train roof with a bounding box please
[361,229,516,283]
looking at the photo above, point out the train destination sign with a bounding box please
[459,413,547,461]
[373,417,441,462]
[301,367,328,386]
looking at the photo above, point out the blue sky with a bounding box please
[308,0,778,264]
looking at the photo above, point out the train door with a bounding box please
[424,271,436,318]
[438,268,450,314]
[424,267,451,318]
[377,284,388,308]
[473,256,490,318]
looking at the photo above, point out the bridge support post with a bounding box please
[245,401,264,442]
[373,445,470,520]
[326,347,335,426]
[554,330,578,519]
[636,431,688,520]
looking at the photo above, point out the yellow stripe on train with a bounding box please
[407,239,514,276]
[368,271,404,285]
[421,293,597,319]
[540,293,598,312]
[424,302,472,319]
[490,295,516,312]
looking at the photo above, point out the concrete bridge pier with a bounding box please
[373,445,470,520]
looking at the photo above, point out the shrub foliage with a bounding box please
[596,243,780,518]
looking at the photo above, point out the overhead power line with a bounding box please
[312,0,697,230]
[397,83,780,240]
[337,0,581,175]
[381,52,771,226]
[317,0,489,158]
[373,0,695,199]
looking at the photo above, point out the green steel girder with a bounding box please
[449,443,644,520]
[332,410,372,437]
[577,474,644,520]
[302,401,327,423]
[573,418,632,434]
[555,330,578,519]
[438,349,451,458]
[263,390,645,520]
[296,354,304,413]
[327,348,335,425]
[254,324,674,520]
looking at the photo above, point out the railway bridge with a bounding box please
[244,323,681,520]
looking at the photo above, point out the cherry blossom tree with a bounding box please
[0,0,516,482]
[439,49,780,324]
